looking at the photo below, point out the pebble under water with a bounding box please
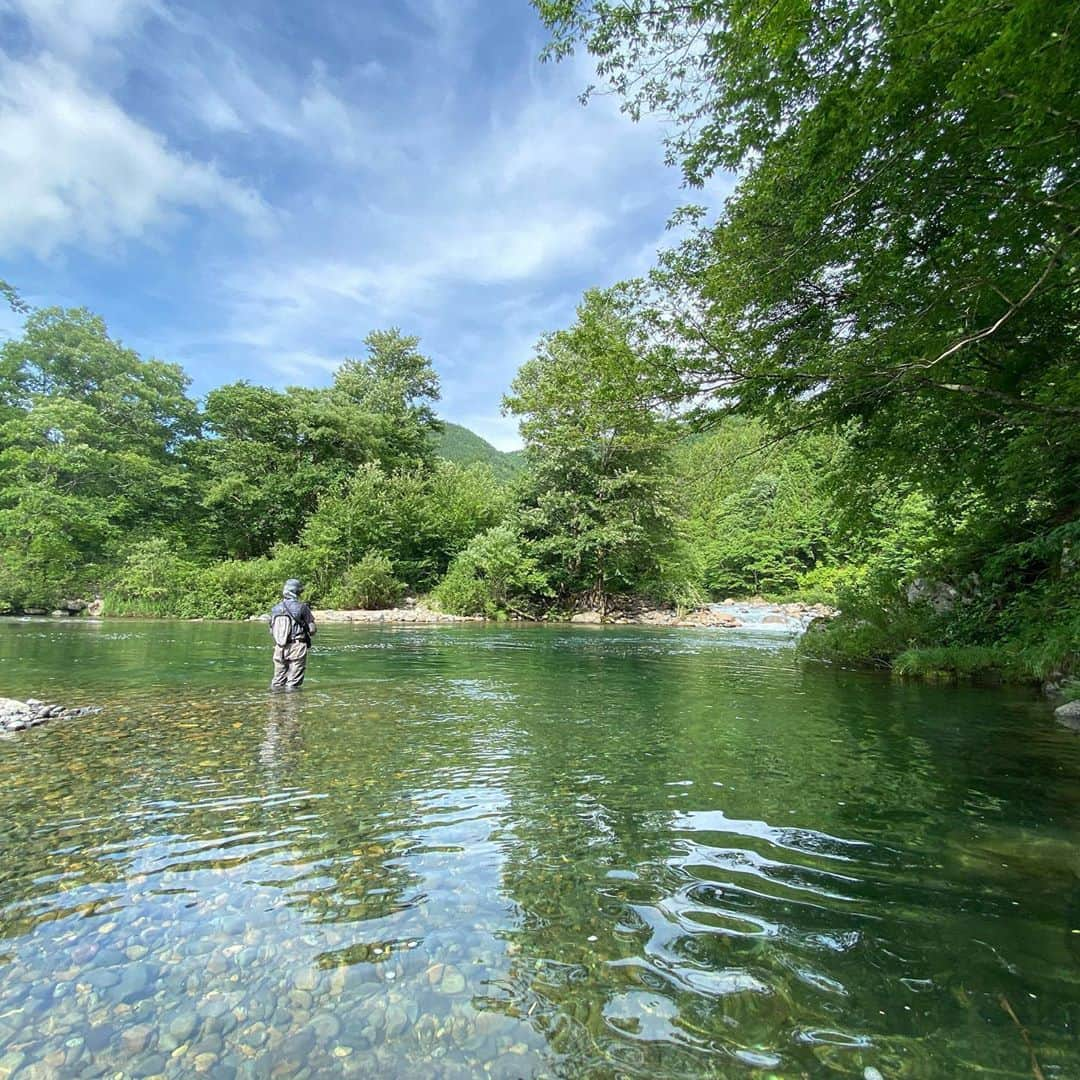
[1,618,1079,1078]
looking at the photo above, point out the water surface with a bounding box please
[1,619,1078,1077]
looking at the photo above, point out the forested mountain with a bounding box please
[435,422,523,481]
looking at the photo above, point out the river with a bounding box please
[1,618,1078,1077]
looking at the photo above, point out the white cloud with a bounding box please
[0,55,268,257]
[1,0,732,446]
[204,38,701,434]
[0,0,157,55]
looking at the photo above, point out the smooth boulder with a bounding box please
[1055,700,1080,731]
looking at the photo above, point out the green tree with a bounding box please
[332,329,442,472]
[505,290,687,612]
[677,420,845,596]
[432,524,548,617]
[192,382,372,558]
[0,279,28,315]
[0,309,199,608]
[537,0,1079,670]
[192,330,441,560]
[301,459,506,594]
[537,0,1079,442]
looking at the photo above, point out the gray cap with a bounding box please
[283,578,303,595]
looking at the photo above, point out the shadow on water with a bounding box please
[0,618,1079,1076]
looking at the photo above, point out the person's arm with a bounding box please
[304,603,317,637]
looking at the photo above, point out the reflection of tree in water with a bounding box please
[479,641,1011,1075]
[813,668,1080,1007]
[483,657,772,1076]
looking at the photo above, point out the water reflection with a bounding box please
[259,693,303,774]
[0,619,1078,1076]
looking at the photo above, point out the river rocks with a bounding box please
[1055,700,1080,730]
[314,605,482,624]
[0,697,100,734]
[570,611,604,624]
[120,1024,153,1054]
[571,607,743,627]
[311,1012,341,1040]
[681,610,743,628]
[566,599,836,629]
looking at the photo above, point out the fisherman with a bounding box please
[269,579,317,691]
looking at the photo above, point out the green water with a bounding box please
[1,620,1078,1078]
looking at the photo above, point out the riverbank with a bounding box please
[565,599,835,630]
[310,599,836,631]
[314,604,482,624]
[798,612,1077,692]
[2,597,833,629]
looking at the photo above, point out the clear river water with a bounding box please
[1,618,1078,1078]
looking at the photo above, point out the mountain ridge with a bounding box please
[435,421,523,481]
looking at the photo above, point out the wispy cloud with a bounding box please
[0,0,732,449]
[0,54,268,258]
[0,0,157,56]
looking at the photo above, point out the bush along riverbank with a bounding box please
[797,572,1078,691]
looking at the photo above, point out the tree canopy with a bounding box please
[534,0,1079,674]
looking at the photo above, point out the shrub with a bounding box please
[432,525,548,617]
[797,595,938,669]
[892,645,1031,682]
[302,460,507,593]
[0,541,92,613]
[638,539,706,613]
[103,538,198,616]
[185,558,283,619]
[794,563,866,607]
[324,551,403,610]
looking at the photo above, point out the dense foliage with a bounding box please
[0,298,841,623]
[505,290,694,612]
[0,310,504,619]
[532,0,1078,678]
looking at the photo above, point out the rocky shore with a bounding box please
[310,599,837,629]
[312,604,483,624]
[307,599,836,629]
[568,600,837,629]
[0,697,100,735]
[10,598,836,630]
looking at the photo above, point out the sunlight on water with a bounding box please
[1,619,1078,1077]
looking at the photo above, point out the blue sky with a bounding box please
[0,0,729,448]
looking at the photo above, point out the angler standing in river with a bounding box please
[269,579,317,691]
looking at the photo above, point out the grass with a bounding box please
[799,613,1075,685]
[891,645,1033,683]
[100,592,176,618]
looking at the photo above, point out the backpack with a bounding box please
[270,602,300,646]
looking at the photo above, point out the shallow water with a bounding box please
[1,618,1078,1078]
